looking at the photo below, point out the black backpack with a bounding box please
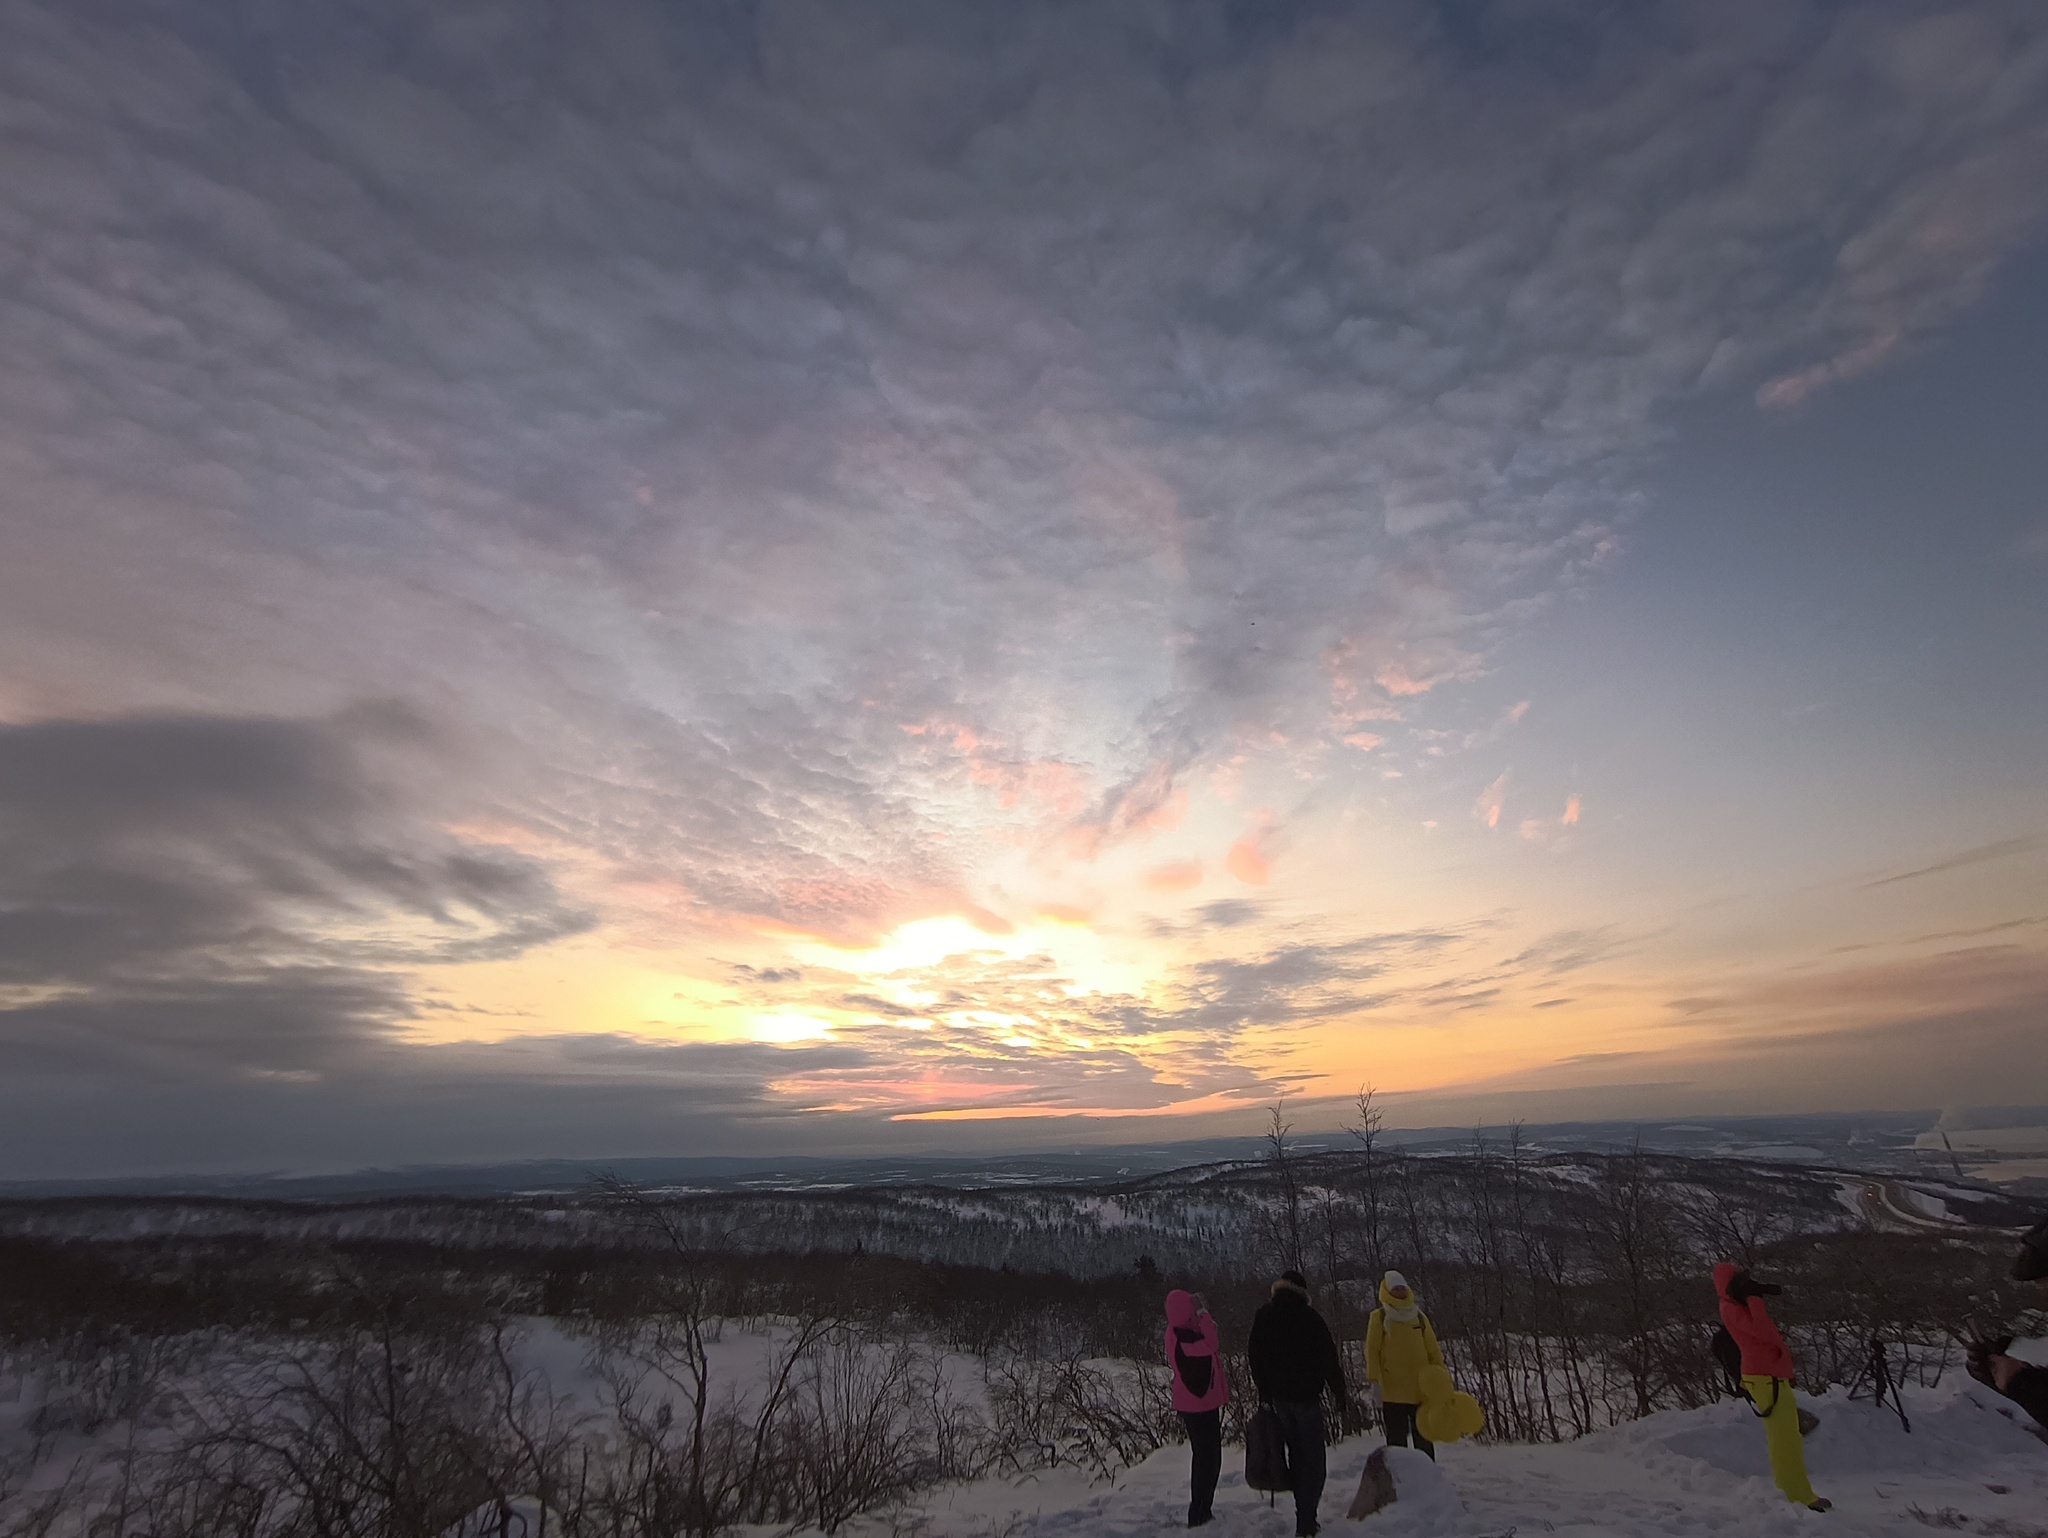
[1710,1323,1745,1398]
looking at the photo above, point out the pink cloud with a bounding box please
[1064,759,1186,860]
[968,755,1090,816]
[1373,642,1483,701]
[1323,636,1406,729]
[1517,793,1585,844]
[1375,660,1438,697]
[904,715,1092,818]
[1144,859,1203,892]
[1226,814,1278,885]
[1757,330,1900,409]
[1475,771,1509,830]
[1036,903,1093,925]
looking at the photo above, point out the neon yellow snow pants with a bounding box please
[1742,1374,1818,1506]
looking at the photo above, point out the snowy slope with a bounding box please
[839,1383,2046,1538]
[8,1327,2043,1538]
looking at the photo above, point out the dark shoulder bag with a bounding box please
[1245,1405,1292,1494]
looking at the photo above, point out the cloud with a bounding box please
[840,992,923,1020]
[1475,771,1509,830]
[704,914,1476,1128]
[0,972,407,1083]
[1519,792,1583,843]
[1757,332,1903,409]
[0,1031,886,1179]
[1167,927,1468,1038]
[1225,817,1278,886]
[0,706,585,974]
[1862,836,2041,888]
[1143,859,1204,893]
[1366,946,2048,1125]
[1508,927,1627,977]
[1648,946,2048,1110]
[5,0,2042,895]
[735,964,803,985]
[1192,899,1266,931]
[1,1,2046,1165]
[0,707,588,1084]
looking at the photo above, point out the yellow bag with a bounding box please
[1414,1363,1485,1443]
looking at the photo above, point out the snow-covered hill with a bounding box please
[0,1147,1873,1280]
[849,1382,2046,1538]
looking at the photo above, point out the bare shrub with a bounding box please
[572,1175,987,1535]
[130,1311,581,1538]
[983,1352,1173,1482]
[25,1329,191,1440]
[582,1319,982,1536]
[785,1331,970,1533]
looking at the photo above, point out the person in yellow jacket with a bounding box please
[1364,1271,1444,1459]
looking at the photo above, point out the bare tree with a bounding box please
[1504,1128,1565,1441]
[1265,1099,1305,1275]
[1583,1142,1693,1422]
[1346,1086,1388,1285]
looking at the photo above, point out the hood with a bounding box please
[1712,1262,1740,1302]
[1165,1289,1199,1329]
[2016,1217,2048,1282]
[1378,1274,1417,1309]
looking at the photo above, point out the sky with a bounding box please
[2,0,2046,1178]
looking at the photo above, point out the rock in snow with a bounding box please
[1345,1445,1465,1534]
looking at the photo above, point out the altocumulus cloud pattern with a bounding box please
[3,0,2047,1174]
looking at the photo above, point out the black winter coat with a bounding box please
[2004,1363,2048,1430]
[1247,1287,1347,1405]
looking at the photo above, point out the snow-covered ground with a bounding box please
[7,1325,2043,1538]
[832,1382,2046,1538]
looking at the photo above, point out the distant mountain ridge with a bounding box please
[0,1108,1980,1199]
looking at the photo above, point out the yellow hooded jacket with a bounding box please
[1364,1277,1444,1404]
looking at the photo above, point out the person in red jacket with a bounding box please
[1714,1263,1829,1512]
[1165,1288,1230,1528]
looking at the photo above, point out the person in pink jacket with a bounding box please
[1714,1263,1828,1512]
[1166,1288,1230,1527]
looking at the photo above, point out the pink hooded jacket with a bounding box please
[1714,1262,1796,1380]
[1165,1289,1229,1413]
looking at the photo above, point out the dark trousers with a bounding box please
[1382,1401,1435,1459]
[1180,1409,1221,1524]
[1269,1399,1327,1536]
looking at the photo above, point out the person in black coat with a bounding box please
[1971,1217,2048,1429]
[1247,1269,1351,1538]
